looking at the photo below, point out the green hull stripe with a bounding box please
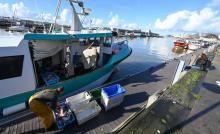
[0,45,132,110]
[24,33,112,40]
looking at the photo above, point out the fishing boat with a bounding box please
[8,25,29,33]
[8,9,29,33]
[172,46,187,53]
[186,40,201,50]
[0,0,132,116]
[172,39,188,53]
[127,32,135,38]
[174,39,188,49]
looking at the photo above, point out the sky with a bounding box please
[0,0,220,34]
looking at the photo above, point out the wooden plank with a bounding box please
[8,124,17,134]
[0,126,9,134]
[16,121,24,134]
[37,117,44,130]
[24,119,32,133]
[33,117,39,130]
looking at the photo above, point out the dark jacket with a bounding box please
[33,89,58,110]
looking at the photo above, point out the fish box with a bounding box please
[41,72,60,86]
[53,102,75,130]
[68,100,101,125]
[101,84,126,111]
[66,91,92,108]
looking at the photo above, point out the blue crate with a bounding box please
[54,102,75,130]
[41,72,60,86]
[102,84,125,98]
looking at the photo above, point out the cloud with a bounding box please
[36,13,52,22]
[122,23,139,30]
[57,8,71,24]
[0,3,10,17]
[183,8,217,31]
[108,14,123,28]
[155,10,191,30]
[108,11,113,18]
[12,2,31,18]
[207,0,220,7]
[0,2,73,25]
[0,2,75,25]
[154,7,220,33]
[108,13,144,30]
[91,18,103,26]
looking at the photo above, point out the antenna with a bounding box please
[68,0,91,16]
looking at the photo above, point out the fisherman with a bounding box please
[28,87,64,129]
[198,53,208,71]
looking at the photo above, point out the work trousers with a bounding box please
[29,95,54,129]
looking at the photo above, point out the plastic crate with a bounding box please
[68,100,101,125]
[53,102,75,130]
[66,91,92,108]
[101,84,126,111]
[41,72,60,86]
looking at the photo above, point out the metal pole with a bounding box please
[49,0,62,33]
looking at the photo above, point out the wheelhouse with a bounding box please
[0,32,113,98]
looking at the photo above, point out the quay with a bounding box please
[118,48,219,134]
[0,49,204,134]
[182,50,220,134]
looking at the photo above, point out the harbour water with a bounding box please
[112,37,180,80]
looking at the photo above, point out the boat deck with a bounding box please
[0,50,203,134]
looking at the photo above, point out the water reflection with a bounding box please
[146,37,174,61]
[112,37,181,80]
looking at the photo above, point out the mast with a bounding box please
[49,0,62,33]
[68,0,83,32]
[49,0,90,33]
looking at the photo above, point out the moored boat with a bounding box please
[172,46,187,53]
[0,0,132,116]
[8,25,29,33]
[174,39,188,49]
[186,40,201,50]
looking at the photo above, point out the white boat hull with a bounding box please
[188,44,200,50]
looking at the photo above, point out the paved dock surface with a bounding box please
[0,50,203,134]
[182,51,220,134]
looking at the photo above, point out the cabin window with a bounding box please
[93,38,100,46]
[0,55,24,80]
[79,38,87,46]
[103,37,112,47]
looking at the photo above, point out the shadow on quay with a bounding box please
[208,65,216,70]
[202,82,220,94]
[164,101,220,134]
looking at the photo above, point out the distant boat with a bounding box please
[174,39,188,49]
[127,32,135,38]
[8,25,29,32]
[8,8,29,33]
[186,40,201,50]
[172,46,187,53]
